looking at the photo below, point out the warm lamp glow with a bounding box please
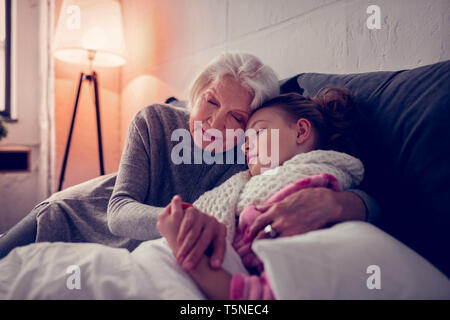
[54,0,126,67]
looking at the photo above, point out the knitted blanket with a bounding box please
[192,150,364,243]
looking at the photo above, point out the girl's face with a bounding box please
[189,76,253,151]
[242,106,302,176]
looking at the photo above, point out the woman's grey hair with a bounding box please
[188,52,280,111]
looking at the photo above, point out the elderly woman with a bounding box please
[105,52,377,271]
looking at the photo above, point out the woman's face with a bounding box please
[242,106,300,176]
[189,76,253,151]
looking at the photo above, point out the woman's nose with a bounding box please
[208,111,226,130]
[209,117,223,130]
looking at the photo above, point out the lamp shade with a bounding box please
[54,0,126,67]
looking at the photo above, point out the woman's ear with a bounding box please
[295,118,312,144]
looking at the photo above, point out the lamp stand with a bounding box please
[58,71,105,191]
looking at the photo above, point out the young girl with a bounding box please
[157,87,364,300]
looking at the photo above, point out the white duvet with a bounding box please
[0,238,247,299]
[1,222,449,299]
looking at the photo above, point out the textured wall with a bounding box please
[120,0,450,146]
[0,1,46,232]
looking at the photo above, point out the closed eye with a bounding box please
[257,128,267,135]
[207,99,219,106]
[233,115,243,123]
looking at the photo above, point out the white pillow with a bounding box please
[252,221,450,299]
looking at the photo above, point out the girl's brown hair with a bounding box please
[255,87,359,156]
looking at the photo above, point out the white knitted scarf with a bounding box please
[193,150,364,243]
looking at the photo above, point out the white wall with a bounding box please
[0,0,52,233]
[120,0,450,147]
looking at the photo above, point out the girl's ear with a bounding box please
[296,118,312,144]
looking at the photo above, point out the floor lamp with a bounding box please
[57,58,104,192]
[53,0,126,191]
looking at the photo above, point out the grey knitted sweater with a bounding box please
[107,104,247,240]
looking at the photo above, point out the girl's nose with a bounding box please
[241,139,249,154]
[243,135,257,154]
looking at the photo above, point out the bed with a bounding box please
[1,60,449,299]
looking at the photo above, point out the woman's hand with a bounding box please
[245,188,366,242]
[175,204,227,271]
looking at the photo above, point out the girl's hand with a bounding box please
[176,206,227,271]
[246,188,366,241]
[156,195,185,254]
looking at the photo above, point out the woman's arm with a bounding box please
[346,189,382,224]
[175,184,380,271]
[246,188,377,241]
[107,110,163,240]
[175,207,228,271]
